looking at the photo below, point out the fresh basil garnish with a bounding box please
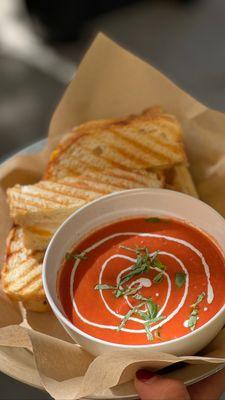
[175,272,186,288]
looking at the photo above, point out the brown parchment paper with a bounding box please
[0,33,225,399]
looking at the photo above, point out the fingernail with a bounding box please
[136,369,155,382]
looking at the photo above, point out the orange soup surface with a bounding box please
[58,218,225,345]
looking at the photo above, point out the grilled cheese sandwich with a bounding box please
[1,227,48,312]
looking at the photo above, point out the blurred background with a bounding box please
[1,0,225,398]
[1,0,225,163]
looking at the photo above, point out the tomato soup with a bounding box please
[58,218,225,345]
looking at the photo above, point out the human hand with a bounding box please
[135,368,225,400]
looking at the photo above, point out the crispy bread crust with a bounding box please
[1,227,48,312]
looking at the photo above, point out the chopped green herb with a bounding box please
[191,292,206,308]
[132,293,149,301]
[95,284,116,291]
[151,250,159,261]
[145,217,161,223]
[152,254,166,271]
[116,267,145,290]
[117,302,146,331]
[144,324,154,341]
[175,272,186,288]
[114,249,167,299]
[152,258,166,271]
[144,317,165,341]
[115,285,141,298]
[65,252,72,261]
[187,292,206,331]
[114,289,124,298]
[115,248,152,295]
[188,310,198,331]
[65,253,71,261]
[146,299,158,319]
[65,251,87,261]
[136,310,150,320]
[117,309,135,331]
[153,272,164,284]
[119,245,149,254]
[95,282,144,298]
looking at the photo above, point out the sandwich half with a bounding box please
[8,169,164,250]
[45,106,187,180]
[1,227,48,312]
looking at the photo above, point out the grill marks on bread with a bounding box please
[45,107,186,179]
[7,170,163,226]
[1,227,48,312]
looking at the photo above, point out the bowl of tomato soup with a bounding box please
[43,189,225,356]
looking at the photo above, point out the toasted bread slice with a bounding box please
[22,226,54,251]
[166,165,198,198]
[45,107,187,179]
[21,167,198,251]
[1,227,48,312]
[7,169,164,250]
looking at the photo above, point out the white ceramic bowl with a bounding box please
[43,189,225,356]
